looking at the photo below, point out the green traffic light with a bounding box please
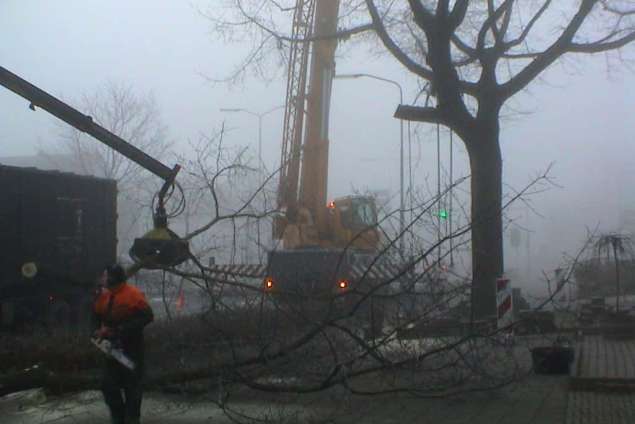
[439,209,448,219]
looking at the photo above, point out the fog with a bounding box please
[2,0,634,297]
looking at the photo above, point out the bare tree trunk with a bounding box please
[467,127,504,321]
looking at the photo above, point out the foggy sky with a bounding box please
[2,0,635,295]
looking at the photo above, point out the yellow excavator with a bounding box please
[263,0,398,327]
[274,0,380,253]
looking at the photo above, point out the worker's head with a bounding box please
[104,264,127,288]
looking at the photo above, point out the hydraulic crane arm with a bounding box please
[278,0,316,216]
[0,65,189,269]
[298,0,339,232]
[0,66,180,193]
[277,0,339,233]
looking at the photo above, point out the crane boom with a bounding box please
[278,0,316,215]
[0,66,180,186]
[298,0,340,233]
[277,0,340,235]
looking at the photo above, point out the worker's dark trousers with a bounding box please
[101,358,144,424]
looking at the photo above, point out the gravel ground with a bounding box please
[1,374,570,424]
[6,374,635,424]
[4,334,635,424]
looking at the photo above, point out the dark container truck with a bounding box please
[0,165,117,329]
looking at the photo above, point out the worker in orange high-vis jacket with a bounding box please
[93,264,153,424]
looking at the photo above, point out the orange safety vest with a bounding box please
[94,282,150,324]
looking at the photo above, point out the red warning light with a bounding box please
[338,279,349,290]
[264,277,274,290]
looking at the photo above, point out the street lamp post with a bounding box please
[334,73,405,258]
[220,105,284,263]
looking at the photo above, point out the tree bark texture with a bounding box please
[466,125,504,320]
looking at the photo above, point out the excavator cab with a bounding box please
[277,196,380,251]
[334,196,377,229]
[327,195,379,251]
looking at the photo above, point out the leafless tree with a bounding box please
[571,232,634,309]
[142,168,559,398]
[205,0,635,320]
[54,81,170,184]
[127,124,282,319]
